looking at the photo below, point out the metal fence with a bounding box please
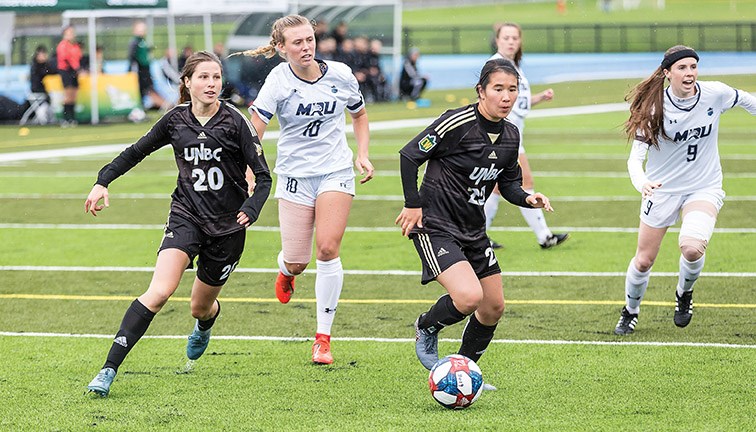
[403,22,756,54]
[8,20,755,65]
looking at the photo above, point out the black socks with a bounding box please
[418,294,466,334]
[458,312,498,363]
[197,300,220,331]
[103,299,155,372]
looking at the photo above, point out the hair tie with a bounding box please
[661,49,699,70]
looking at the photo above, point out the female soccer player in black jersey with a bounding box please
[396,58,553,381]
[85,51,271,397]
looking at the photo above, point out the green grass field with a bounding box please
[0,75,754,430]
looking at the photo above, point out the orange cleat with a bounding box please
[312,334,333,365]
[275,272,295,304]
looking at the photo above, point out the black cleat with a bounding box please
[614,307,638,335]
[540,233,569,249]
[488,237,503,249]
[674,290,693,328]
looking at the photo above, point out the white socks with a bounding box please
[277,251,294,277]
[520,188,552,244]
[625,258,651,314]
[483,193,500,230]
[315,257,343,335]
[678,255,705,296]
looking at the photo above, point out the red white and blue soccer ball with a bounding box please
[428,354,484,409]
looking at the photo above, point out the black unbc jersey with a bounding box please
[399,104,530,243]
[97,101,272,236]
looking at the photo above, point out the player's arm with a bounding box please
[531,88,554,106]
[627,136,660,197]
[343,69,373,184]
[350,107,374,184]
[395,154,424,236]
[496,151,552,210]
[237,116,272,227]
[85,112,171,216]
[395,118,450,236]
[729,87,756,115]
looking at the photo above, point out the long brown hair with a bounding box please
[624,45,694,148]
[494,22,523,67]
[178,51,223,104]
[230,15,313,59]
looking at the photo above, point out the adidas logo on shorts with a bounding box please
[437,247,449,257]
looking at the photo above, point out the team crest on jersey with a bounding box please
[418,134,437,152]
[255,143,263,156]
[707,107,713,116]
[331,85,338,94]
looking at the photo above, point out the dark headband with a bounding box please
[661,49,699,70]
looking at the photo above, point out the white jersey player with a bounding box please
[239,15,374,364]
[615,46,756,335]
[251,60,364,178]
[484,22,568,249]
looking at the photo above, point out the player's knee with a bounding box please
[479,299,505,322]
[190,302,214,320]
[679,239,706,262]
[634,255,655,272]
[316,242,341,261]
[678,211,715,261]
[286,262,308,275]
[455,290,484,315]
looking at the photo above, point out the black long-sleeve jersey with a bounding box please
[96,101,272,236]
[399,103,531,244]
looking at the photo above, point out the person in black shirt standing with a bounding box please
[85,51,271,397]
[396,58,553,380]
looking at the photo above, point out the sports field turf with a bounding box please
[0,76,754,430]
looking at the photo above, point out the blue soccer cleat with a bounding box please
[186,321,211,360]
[87,367,116,397]
[414,315,439,370]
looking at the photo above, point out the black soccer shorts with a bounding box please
[410,231,501,285]
[158,212,246,286]
[60,69,78,88]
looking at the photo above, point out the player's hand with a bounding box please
[355,156,374,184]
[541,88,554,101]
[237,211,251,227]
[395,207,423,237]
[641,181,662,198]
[526,193,553,212]
[84,184,109,216]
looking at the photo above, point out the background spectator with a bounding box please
[178,45,193,71]
[330,21,349,49]
[30,45,52,98]
[128,20,166,109]
[56,25,82,126]
[400,47,428,100]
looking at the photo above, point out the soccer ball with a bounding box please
[428,354,483,409]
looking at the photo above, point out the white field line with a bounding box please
[4,193,756,203]
[1,266,754,277]
[2,223,756,234]
[0,102,682,164]
[0,331,753,349]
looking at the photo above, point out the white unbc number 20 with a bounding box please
[191,167,224,191]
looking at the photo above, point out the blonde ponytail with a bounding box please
[230,15,313,60]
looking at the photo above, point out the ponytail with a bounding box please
[624,45,695,148]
